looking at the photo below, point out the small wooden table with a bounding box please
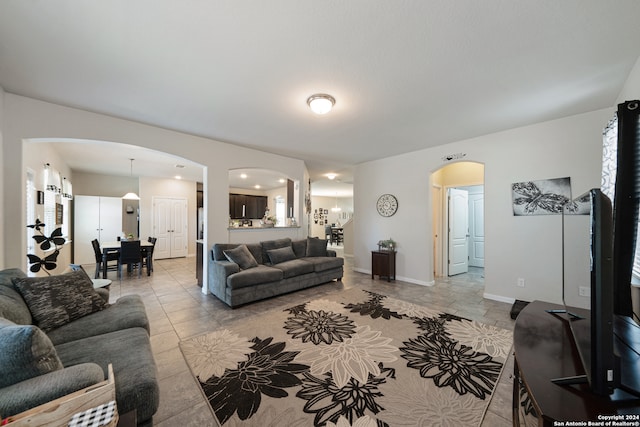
[371,250,396,282]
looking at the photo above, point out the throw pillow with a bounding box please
[223,245,259,270]
[267,246,296,265]
[306,237,328,257]
[12,270,108,332]
[0,318,63,388]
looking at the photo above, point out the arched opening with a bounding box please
[431,161,485,279]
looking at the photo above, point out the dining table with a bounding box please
[101,240,154,279]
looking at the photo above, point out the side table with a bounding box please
[371,250,396,282]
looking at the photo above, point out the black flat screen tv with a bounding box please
[558,100,640,398]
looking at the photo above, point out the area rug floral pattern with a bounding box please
[180,290,512,426]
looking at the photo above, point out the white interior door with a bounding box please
[432,184,443,277]
[448,188,469,276]
[468,192,485,267]
[99,197,123,243]
[74,196,100,265]
[153,197,188,259]
[74,196,123,265]
[170,198,188,258]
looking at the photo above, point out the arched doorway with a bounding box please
[431,161,485,278]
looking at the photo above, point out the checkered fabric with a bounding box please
[68,400,117,427]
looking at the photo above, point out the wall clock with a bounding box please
[376,194,398,217]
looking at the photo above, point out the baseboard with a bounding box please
[483,292,516,304]
[352,268,434,287]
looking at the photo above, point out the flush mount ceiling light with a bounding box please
[307,94,335,115]
[326,173,337,180]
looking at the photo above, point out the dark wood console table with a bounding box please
[371,250,396,282]
[513,300,640,426]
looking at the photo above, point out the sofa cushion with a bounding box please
[266,246,297,265]
[213,243,263,264]
[0,318,63,388]
[291,239,308,258]
[303,256,345,272]
[12,270,108,332]
[261,238,292,264]
[0,269,32,325]
[270,259,315,279]
[55,327,159,423]
[47,294,151,346]
[306,237,328,257]
[227,265,283,290]
[223,244,259,270]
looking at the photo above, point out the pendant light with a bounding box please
[122,158,140,200]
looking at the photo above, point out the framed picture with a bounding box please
[55,203,63,225]
[512,177,571,216]
[323,209,328,215]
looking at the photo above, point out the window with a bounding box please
[601,115,640,282]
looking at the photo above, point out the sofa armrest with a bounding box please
[209,260,239,298]
[0,363,104,417]
[326,250,337,257]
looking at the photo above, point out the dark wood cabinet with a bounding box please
[229,194,268,219]
[371,250,396,282]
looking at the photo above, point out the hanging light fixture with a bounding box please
[331,193,342,212]
[122,158,140,200]
[307,94,335,115]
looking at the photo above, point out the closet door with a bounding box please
[153,197,188,259]
[73,196,123,265]
[74,196,100,265]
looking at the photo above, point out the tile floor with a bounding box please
[98,250,515,426]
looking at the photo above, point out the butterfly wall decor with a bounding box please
[26,218,67,275]
[512,177,572,216]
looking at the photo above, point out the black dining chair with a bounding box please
[118,240,143,279]
[92,239,118,279]
[325,225,333,244]
[141,237,157,276]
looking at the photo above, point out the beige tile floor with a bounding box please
[98,250,515,426]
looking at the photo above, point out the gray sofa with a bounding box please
[0,268,159,426]
[209,237,343,307]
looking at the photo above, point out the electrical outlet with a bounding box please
[579,286,591,297]
[517,278,525,288]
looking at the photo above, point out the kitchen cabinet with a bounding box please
[229,194,268,219]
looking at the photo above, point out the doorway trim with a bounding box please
[430,160,485,279]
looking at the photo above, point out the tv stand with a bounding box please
[513,300,640,425]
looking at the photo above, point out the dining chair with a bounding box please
[324,225,333,244]
[118,240,143,279]
[91,239,118,279]
[141,237,157,276]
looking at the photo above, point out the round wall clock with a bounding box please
[376,194,398,217]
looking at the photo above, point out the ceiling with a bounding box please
[2,1,640,196]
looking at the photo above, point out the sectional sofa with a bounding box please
[0,268,159,426]
[209,237,343,307]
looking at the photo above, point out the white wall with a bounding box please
[1,94,309,291]
[0,86,4,268]
[355,107,613,302]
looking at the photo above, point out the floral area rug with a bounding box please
[179,289,513,427]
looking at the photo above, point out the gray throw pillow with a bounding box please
[223,245,259,270]
[306,237,328,257]
[0,318,63,388]
[267,246,296,265]
[12,270,108,332]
